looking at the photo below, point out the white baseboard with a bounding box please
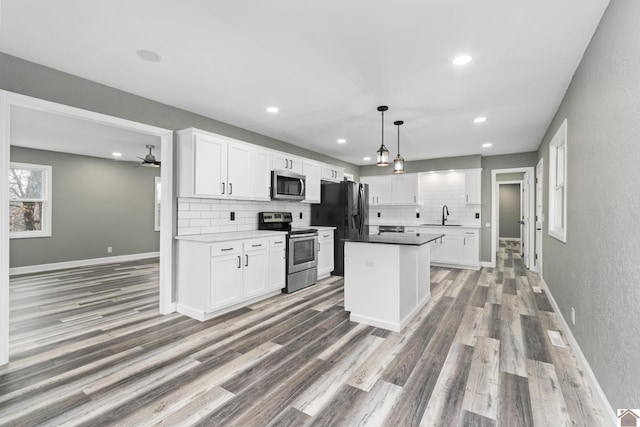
[480,261,495,268]
[539,276,616,426]
[9,252,160,276]
[498,237,521,242]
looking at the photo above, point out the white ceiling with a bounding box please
[0,0,609,166]
[10,106,161,163]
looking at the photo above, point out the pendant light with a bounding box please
[376,105,389,166]
[393,120,405,173]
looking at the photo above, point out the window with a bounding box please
[9,162,52,238]
[548,119,567,242]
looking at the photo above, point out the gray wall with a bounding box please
[359,155,481,176]
[496,172,524,182]
[0,53,358,176]
[498,184,521,239]
[10,146,160,268]
[536,1,639,410]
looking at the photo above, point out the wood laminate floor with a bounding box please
[1,242,608,426]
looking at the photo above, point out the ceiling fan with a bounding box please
[139,145,161,168]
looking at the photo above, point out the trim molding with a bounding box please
[480,261,494,268]
[499,237,522,242]
[539,276,616,426]
[9,252,160,276]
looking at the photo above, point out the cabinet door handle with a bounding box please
[317,243,320,252]
[414,195,416,203]
[466,194,468,202]
[221,182,225,194]
[464,238,466,245]
[229,183,233,195]
[237,256,241,268]
[245,254,249,266]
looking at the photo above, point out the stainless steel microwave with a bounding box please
[271,170,305,201]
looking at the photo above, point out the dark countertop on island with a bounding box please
[344,233,444,246]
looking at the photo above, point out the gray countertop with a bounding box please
[344,232,444,246]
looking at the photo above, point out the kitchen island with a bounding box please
[343,233,443,332]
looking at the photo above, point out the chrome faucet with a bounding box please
[442,205,450,225]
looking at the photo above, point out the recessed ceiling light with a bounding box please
[449,169,455,173]
[482,142,493,148]
[363,156,371,161]
[112,152,122,157]
[266,106,279,113]
[474,116,487,123]
[429,171,435,174]
[452,55,472,65]
[136,49,162,62]
[337,138,347,144]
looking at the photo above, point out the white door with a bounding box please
[227,143,253,199]
[210,254,243,309]
[522,172,530,268]
[194,134,227,197]
[536,159,544,275]
[243,249,268,298]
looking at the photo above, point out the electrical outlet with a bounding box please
[377,212,381,218]
[475,212,480,219]
[299,212,303,219]
[416,212,420,218]
[107,246,113,253]
[571,307,576,325]
[230,212,235,221]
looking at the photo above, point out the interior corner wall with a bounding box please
[10,146,160,268]
[536,0,639,410]
[0,52,358,177]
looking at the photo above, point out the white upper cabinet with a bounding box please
[273,153,303,174]
[361,173,419,205]
[178,128,271,201]
[392,173,420,205]
[464,169,482,204]
[190,132,227,198]
[303,160,322,203]
[251,148,272,201]
[321,164,344,182]
[227,142,253,200]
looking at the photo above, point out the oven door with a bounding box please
[288,233,318,274]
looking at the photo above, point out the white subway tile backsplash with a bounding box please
[177,198,312,236]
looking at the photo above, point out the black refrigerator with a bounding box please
[310,181,369,276]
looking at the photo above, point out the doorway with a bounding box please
[535,158,544,275]
[0,90,174,365]
[491,167,535,269]
[498,181,523,243]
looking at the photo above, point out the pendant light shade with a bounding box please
[393,120,405,174]
[376,106,389,166]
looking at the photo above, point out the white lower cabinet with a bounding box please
[418,227,480,269]
[210,246,243,309]
[317,230,335,279]
[462,230,480,266]
[242,239,268,298]
[268,237,286,291]
[177,236,285,321]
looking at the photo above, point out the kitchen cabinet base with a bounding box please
[177,289,282,321]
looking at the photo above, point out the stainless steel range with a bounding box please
[258,212,318,293]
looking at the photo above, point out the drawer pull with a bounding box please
[274,240,283,244]
[322,234,330,238]
[221,247,234,252]
[251,244,262,247]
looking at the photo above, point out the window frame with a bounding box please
[548,119,567,243]
[9,162,52,239]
